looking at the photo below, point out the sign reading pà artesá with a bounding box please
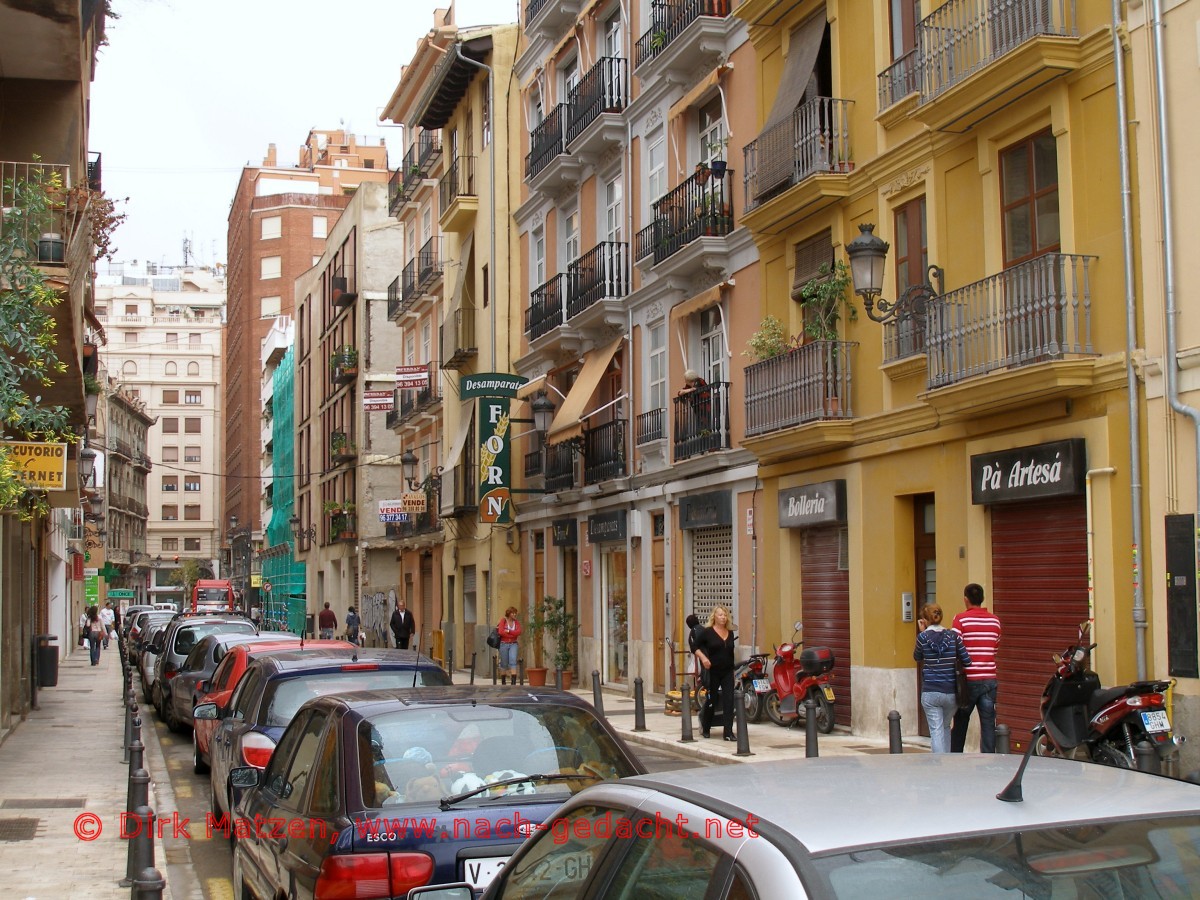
[2,441,68,491]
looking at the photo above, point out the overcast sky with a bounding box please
[90,0,517,269]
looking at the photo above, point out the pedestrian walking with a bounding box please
[85,606,104,666]
[694,605,737,741]
[99,601,115,649]
[390,600,415,650]
[318,602,337,640]
[497,606,522,684]
[950,583,1002,753]
[914,603,971,753]
[345,605,361,645]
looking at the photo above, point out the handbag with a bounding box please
[486,628,501,650]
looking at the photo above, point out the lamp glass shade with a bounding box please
[531,394,555,436]
[401,450,418,484]
[79,448,97,482]
[289,515,301,539]
[846,223,889,297]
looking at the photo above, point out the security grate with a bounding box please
[0,818,40,841]
[2,798,85,809]
[691,525,733,625]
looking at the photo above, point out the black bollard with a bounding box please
[996,724,1011,755]
[591,670,605,717]
[554,668,563,690]
[887,710,903,753]
[469,652,476,686]
[446,647,454,678]
[734,688,754,757]
[633,677,648,732]
[805,696,819,758]
[132,866,166,900]
[123,805,155,887]
[518,658,525,686]
[127,720,144,776]
[679,682,696,743]
[123,698,134,760]
[126,766,149,824]
[491,655,498,685]
[1135,740,1161,774]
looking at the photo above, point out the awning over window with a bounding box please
[547,337,623,444]
[755,14,825,198]
[515,375,547,400]
[450,231,474,311]
[442,404,474,470]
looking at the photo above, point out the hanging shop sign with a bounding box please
[377,499,413,523]
[477,398,512,524]
[970,438,1086,505]
[395,365,430,390]
[107,589,135,599]
[679,491,732,530]
[84,568,99,604]
[552,518,577,546]
[363,390,394,412]
[3,441,67,491]
[778,480,847,528]
[461,372,527,400]
[587,510,627,543]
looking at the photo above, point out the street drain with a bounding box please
[2,798,85,809]
[0,818,40,841]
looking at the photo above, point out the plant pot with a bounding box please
[526,667,549,687]
[38,233,64,264]
[710,159,727,179]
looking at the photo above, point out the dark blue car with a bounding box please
[230,686,645,899]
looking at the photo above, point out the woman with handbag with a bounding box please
[496,606,522,685]
[84,606,105,666]
[914,603,971,753]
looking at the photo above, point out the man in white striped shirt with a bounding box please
[950,583,1001,752]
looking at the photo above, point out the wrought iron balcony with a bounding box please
[87,151,102,192]
[395,361,442,425]
[526,103,568,182]
[743,97,854,212]
[417,236,443,291]
[634,0,732,72]
[745,341,857,437]
[524,0,581,40]
[566,57,628,151]
[417,130,442,174]
[441,308,477,370]
[439,156,477,223]
[401,259,418,304]
[524,449,544,478]
[387,275,404,322]
[566,241,629,319]
[525,274,566,342]
[927,253,1097,389]
[545,442,577,492]
[878,48,921,110]
[636,409,666,445]
[583,419,626,484]
[634,222,657,263]
[385,491,439,539]
[646,168,734,265]
[388,165,406,216]
[673,380,732,460]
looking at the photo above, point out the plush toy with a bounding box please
[404,774,443,802]
[450,772,487,796]
[485,769,536,796]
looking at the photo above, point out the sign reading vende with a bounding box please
[377,499,412,523]
[363,390,394,412]
[3,441,68,491]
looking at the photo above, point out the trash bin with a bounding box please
[305,613,315,639]
[36,635,59,688]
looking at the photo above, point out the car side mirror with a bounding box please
[151,636,165,653]
[193,703,219,720]
[406,887,474,900]
[229,767,261,790]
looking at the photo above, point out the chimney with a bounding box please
[264,143,277,167]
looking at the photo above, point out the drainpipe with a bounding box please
[1086,467,1117,627]
[1112,0,1147,680]
[1149,0,1198,681]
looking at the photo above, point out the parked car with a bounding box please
[411,754,1200,899]
[162,633,292,734]
[127,610,174,666]
[191,638,354,775]
[230,686,646,900]
[120,604,154,636]
[198,648,452,822]
[149,615,257,717]
[137,620,173,701]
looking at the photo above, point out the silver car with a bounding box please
[413,754,1200,898]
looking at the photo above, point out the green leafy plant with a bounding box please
[744,315,800,361]
[83,373,103,395]
[323,500,344,516]
[650,29,667,52]
[535,594,577,672]
[164,558,202,600]
[799,260,855,342]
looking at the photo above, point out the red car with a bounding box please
[191,638,352,774]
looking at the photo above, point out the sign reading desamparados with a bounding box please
[2,441,68,491]
[460,373,527,400]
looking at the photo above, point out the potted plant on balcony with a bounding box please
[330,346,359,381]
[694,162,710,185]
[798,260,855,414]
[744,315,800,362]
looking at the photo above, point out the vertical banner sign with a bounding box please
[478,398,512,524]
[73,553,84,582]
[84,568,99,605]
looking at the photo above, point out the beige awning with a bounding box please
[756,14,825,197]
[441,404,474,470]
[547,337,623,444]
[515,375,546,400]
[668,68,723,124]
[449,231,475,310]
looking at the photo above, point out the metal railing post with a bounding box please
[888,710,903,753]
[633,677,648,732]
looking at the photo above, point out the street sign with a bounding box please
[262,581,272,593]
[395,365,429,390]
[107,589,135,599]
[2,440,67,491]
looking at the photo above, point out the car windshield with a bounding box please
[813,816,1200,897]
[174,621,254,656]
[262,670,450,727]
[357,704,639,809]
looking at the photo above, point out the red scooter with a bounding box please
[765,623,836,733]
[1034,622,1177,768]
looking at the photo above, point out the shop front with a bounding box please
[588,511,628,684]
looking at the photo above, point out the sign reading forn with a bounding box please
[477,399,512,524]
[3,441,68,491]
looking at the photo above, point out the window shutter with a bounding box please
[791,229,834,300]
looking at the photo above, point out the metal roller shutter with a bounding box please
[991,496,1088,746]
[421,556,434,648]
[691,525,733,625]
[800,526,852,727]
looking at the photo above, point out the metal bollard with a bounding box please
[734,688,754,757]
[518,658,525,686]
[446,647,454,678]
[469,652,476,686]
[805,696,819,758]
[633,677,648,732]
[123,699,135,760]
[123,805,156,887]
[1135,740,1162,774]
[554,668,563,690]
[127,720,144,776]
[491,655,498,685]
[888,710,903,754]
[679,682,695,743]
[126,766,149,823]
[591,670,605,717]
[996,724,1011,755]
[132,866,166,900]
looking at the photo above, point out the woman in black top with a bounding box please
[694,605,736,740]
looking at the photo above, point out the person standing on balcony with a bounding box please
[677,369,712,433]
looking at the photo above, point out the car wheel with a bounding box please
[193,730,209,775]
[1093,740,1134,769]
[764,691,789,727]
[210,777,222,818]
[231,846,257,900]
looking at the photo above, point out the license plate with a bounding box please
[463,856,509,889]
[1142,710,1171,733]
[822,685,835,701]
[752,679,772,693]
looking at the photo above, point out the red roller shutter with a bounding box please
[800,527,852,727]
[991,496,1088,746]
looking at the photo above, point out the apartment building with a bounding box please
[224,130,389,609]
[382,12,524,666]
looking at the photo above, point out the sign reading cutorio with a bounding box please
[2,441,68,491]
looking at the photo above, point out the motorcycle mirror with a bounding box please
[793,621,803,632]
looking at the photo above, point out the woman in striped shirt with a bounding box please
[914,604,971,753]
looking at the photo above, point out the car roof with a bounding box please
[303,685,599,717]
[249,648,442,674]
[623,755,1200,855]
[238,639,355,658]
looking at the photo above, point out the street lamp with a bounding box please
[79,447,97,487]
[289,514,316,548]
[531,393,555,438]
[845,223,944,324]
[402,450,443,492]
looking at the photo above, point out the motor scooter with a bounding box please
[1034,621,1177,768]
[734,653,771,722]
[764,622,836,733]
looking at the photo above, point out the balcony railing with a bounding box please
[525,0,552,24]
[417,236,443,290]
[545,442,577,492]
[566,57,628,146]
[387,275,403,321]
[87,151,102,192]
[385,488,439,539]
[648,168,735,265]
[673,380,732,460]
[525,274,566,341]
[744,97,854,211]
[636,408,666,445]
[441,307,477,369]
[583,419,626,484]
[919,0,1079,103]
[635,0,732,70]
[401,259,418,303]
[417,130,442,174]
[927,253,1096,389]
[396,361,442,423]
[634,222,657,263]
[878,48,922,110]
[439,156,476,210]
[566,241,629,319]
[1,160,75,252]
[388,165,406,215]
[524,449,544,478]
[526,103,567,182]
[745,342,857,437]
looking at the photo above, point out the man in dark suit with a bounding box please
[390,600,416,650]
